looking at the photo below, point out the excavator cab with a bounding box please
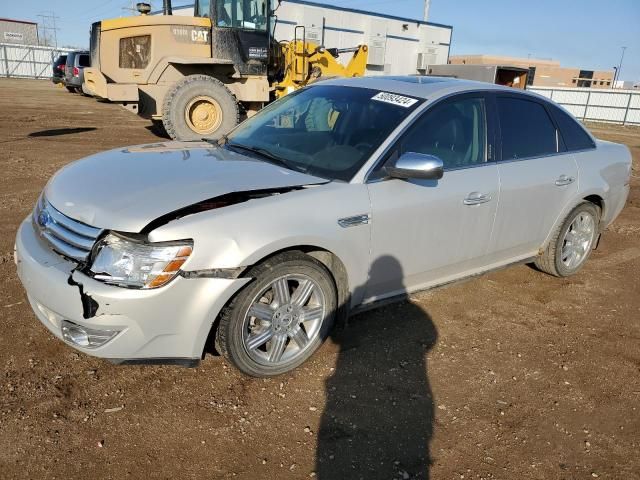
[196,0,272,76]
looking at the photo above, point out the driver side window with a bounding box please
[401,96,487,170]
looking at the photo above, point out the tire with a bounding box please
[216,251,337,377]
[65,86,75,92]
[161,74,239,141]
[535,202,600,277]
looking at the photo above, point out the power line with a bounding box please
[65,1,127,23]
[73,0,119,17]
[122,0,140,15]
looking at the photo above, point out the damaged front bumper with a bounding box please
[15,218,249,364]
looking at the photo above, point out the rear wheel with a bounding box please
[162,74,239,141]
[216,252,337,377]
[65,86,75,92]
[535,202,600,277]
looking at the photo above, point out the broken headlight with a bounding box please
[89,233,192,289]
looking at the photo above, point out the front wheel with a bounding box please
[215,252,337,377]
[535,202,600,277]
[162,74,239,141]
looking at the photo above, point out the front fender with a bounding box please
[149,56,235,84]
[147,183,372,305]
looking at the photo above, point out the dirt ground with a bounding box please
[0,78,638,480]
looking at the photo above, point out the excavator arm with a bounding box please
[274,41,368,98]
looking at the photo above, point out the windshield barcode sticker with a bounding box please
[371,92,418,107]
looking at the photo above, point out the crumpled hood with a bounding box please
[45,141,327,232]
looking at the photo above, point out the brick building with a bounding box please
[449,54,614,89]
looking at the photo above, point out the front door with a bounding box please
[365,94,500,302]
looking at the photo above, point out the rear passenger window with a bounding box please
[497,97,557,160]
[549,105,596,151]
[401,97,486,170]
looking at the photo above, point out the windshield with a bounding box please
[226,85,423,181]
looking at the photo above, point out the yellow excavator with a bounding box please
[83,0,368,140]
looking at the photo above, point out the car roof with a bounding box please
[317,75,545,102]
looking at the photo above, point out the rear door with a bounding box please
[488,94,578,260]
[365,93,500,301]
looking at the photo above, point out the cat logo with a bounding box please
[192,30,209,43]
[171,27,210,45]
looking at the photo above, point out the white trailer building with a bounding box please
[170,0,452,75]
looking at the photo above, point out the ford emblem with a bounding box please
[37,209,52,228]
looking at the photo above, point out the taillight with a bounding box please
[57,64,64,71]
[73,66,79,77]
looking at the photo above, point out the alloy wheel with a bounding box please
[561,211,596,269]
[242,274,326,367]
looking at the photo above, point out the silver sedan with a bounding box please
[15,77,632,376]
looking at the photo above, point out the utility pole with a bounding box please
[37,12,60,48]
[423,0,431,21]
[614,46,627,84]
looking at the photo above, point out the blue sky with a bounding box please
[3,0,639,81]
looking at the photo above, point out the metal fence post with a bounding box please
[583,90,592,121]
[2,45,8,78]
[622,93,633,126]
[31,47,37,78]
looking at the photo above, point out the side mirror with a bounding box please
[385,152,444,180]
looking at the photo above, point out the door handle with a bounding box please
[463,192,492,205]
[555,175,575,186]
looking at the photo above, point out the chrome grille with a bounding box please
[33,196,103,262]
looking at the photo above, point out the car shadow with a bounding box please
[28,127,97,137]
[316,256,438,479]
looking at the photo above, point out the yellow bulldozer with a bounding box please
[83,0,368,140]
